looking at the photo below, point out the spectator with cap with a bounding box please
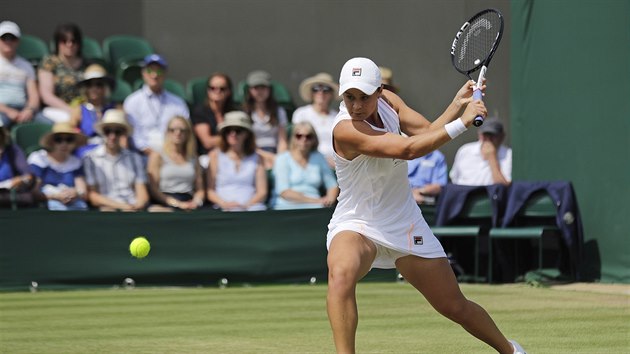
[291,73,339,168]
[123,54,189,157]
[38,23,86,123]
[83,109,149,211]
[206,111,267,212]
[241,70,288,169]
[0,21,46,128]
[27,122,88,210]
[69,63,119,157]
[450,117,512,186]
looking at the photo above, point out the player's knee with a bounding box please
[327,265,357,295]
[435,298,469,323]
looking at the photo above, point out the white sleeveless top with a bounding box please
[327,98,445,268]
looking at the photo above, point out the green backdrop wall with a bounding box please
[510,0,630,282]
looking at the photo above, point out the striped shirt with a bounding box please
[83,145,147,204]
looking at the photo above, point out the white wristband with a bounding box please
[444,118,467,139]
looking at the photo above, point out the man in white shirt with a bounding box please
[123,54,189,156]
[449,118,512,186]
[0,21,43,128]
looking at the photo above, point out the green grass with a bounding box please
[0,283,628,353]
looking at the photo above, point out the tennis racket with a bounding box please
[450,8,504,127]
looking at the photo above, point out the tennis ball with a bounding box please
[129,237,150,259]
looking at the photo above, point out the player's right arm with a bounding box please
[334,99,486,161]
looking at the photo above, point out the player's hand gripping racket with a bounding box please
[450,8,504,127]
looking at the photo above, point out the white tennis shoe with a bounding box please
[509,340,527,354]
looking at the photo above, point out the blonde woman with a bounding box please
[147,116,205,211]
[272,122,338,210]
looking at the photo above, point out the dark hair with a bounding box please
[242,85,279,126]
[53,23,83,56]
[219,129,256,156]
[207,72,236,113]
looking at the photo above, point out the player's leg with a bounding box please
[327,231,377,354]
[395,256,514,354]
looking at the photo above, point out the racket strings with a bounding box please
[453,13,501,73]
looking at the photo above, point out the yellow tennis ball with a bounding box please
[129,237,150,259]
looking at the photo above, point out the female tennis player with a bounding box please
[326,57,526,354]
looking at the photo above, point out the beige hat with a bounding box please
[78,64,115,89]
[298,72,339,103]
[218,111,253,132]
[40,123,88,150]
[246,70,271,87]
[95,109,133,136]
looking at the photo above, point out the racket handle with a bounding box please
[472,88,484,127]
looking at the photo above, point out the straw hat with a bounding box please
[39,123,88,150]
[298,72,339,103]
[94,109,133,136]
[78,64,115,89]
[217,111,253,132]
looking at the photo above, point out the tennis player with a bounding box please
[326,57,526,354]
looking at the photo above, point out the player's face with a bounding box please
[342,88,380,120]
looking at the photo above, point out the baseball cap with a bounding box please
[479,118,504,135]
[246,70,271,87]
[142,54,168,68]
[0,21,21,38]
[338,57,381,96]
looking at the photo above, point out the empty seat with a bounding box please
[10,122,52,156]
[102,35,153,71]
[16,34,49,68]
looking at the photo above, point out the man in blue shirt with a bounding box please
[407,150,447,205]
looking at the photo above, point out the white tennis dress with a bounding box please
[327,98,446,268]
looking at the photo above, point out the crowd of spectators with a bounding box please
[0,20,511,212]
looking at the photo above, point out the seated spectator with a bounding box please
[83,109,149,211]
[272,122,339,210]
[407,150,447,205]
[123,54,189,156]
[69,64,119,157]
[241,70,288,169]
[38,23,86,123]
[27,122,88,210]
[292,73,339,168]
[379,66,399,94]
[0,21,46,128]
[191,72,237,163]
[0,121,36,207]
[450,118,512,186]
[206,111,267,211]
[147,116,205,211]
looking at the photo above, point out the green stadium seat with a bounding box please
[431,188,495,282]
[16,34,49,68]
[10,122,52,156]
[117,59,143,87]
[82,36,107,67]
[488,191,561,283]
[186,76,209,107]
[102,35,153,71]
[110,78,133,104]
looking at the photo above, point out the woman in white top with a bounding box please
[241,70,288,169]
[326,58,525,354]
[292,73,339,168]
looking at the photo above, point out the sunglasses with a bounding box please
[144,67,165,76]
[86,81,106,88]
[60,38,78,45]
[252,85,269,90]
[53,135,75,144]
[224,127,247,135]
[294,133,314,141]
[103,127,125,136]
[0,34,18,42]
[168,127,188,133]
[311,84,333,93]
[208,86,228,92]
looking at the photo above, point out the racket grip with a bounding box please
[472,88,484,127]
